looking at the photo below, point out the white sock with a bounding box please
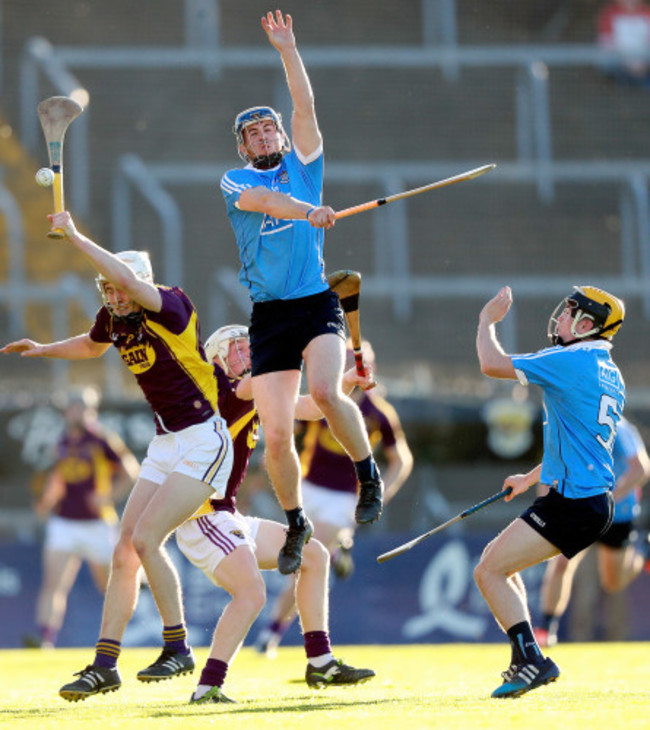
[192,684,217,700]
[308,653,335,668]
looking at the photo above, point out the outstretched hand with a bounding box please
[261,10,296,52]
[480,286,513,326]
[0,339,45,357]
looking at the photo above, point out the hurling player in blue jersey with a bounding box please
[534,416,650,647]
[220,10,383,577]
[474,284,625,699]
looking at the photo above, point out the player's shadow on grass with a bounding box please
[0,708,69,718]
[153,695,402,716]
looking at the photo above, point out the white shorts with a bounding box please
[139,414,233,499]
[175,511,261,587]
[302,480,356,530]
[45,515,117,564]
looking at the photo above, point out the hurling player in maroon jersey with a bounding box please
[176,325,377,702]
[2,211,234,702]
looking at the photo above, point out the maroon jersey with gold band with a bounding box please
[54,426,123,523]
[89,286,218,434]
[192,364,260,517]
[299,391,401,494]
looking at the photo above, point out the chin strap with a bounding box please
[111,310,145,327]
[252,152,283,170]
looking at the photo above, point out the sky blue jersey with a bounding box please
[512,340,625,499]
[611,417,644,523]
[220,148,329,303]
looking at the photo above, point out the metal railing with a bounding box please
[111,155,184,285]
[0,174,26,335]
[0,272,108,391]
[19,27,640,221]
[112,157,650,325]
[11,0,650,386]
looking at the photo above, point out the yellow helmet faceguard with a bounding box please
[548,285,625,345]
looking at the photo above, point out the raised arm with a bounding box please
[476,286,517,379]
[262,10,321,158]
[49,211,162,312]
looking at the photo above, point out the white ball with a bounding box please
[35,167,55,187]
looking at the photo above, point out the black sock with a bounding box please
[507,621,544,665]
[542,613,561,635]
[354,456,379,484]
[285,507,306,529]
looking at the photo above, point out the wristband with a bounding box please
[305,207,316,221]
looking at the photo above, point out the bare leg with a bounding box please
[206,546,266,662]
[132,472,214,627]
[256,521,329,632]
[304,335,371,461]
[36,550,81,639]
[266,519,344,635]
[599,543,644,593]
[252,370,302,510]
[87,561,111,593]
[474,519,559,632]
[540,552,584,616]
[98,478,158,640]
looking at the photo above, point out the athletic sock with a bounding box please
[354,456,379,484]
[94,638,121,669]
[197,657,228,691]
[269,618,291,639]
[547,614,561,637]
[163,624,190,655]
[193,659,229,699]
[39,625,58,647]
[507,621,544,665]
[285,507,307,530]
[304,630,333,665]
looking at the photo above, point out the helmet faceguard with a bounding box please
[233,106,291,169]
[204,324,250,378]
[548,286,625,346]
[95,250,154,322]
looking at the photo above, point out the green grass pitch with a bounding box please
[2,643,650,729]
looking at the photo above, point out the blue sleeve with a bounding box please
[221,168,264,210]
[511,346,573,395]
[616,420,643,460]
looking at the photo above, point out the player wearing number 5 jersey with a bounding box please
[474,285,625,700]
[219,10,383,578]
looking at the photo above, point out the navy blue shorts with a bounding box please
[249,289,346,376]
[598,520,634,549]
[520,488,614,558]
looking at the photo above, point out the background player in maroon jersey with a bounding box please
[255,339,413,655]
[2,210,234,701]
[175,325,376,703]
[23,386,139,649]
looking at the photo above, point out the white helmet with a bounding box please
[204,324,249,376]
[95,250,154,301]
